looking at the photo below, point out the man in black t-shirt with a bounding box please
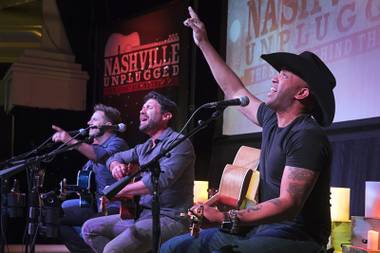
[161,7,336,253]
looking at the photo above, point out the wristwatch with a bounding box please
[220,209,240,234]
[229,209,239,234]
[220,211,232,232]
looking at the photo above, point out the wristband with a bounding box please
[220,211,232,233]
[229,209,239,234]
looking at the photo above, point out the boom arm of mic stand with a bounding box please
[1,129,88,170]
[0,135,54,169]
[0,140,86,179]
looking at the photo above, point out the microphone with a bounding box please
[97,123,127,133]
[68,128,89,136]
[204,96,250,108]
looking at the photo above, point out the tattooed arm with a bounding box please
[198,166,319,225]
[236,166,319,225]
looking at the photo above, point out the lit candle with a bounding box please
[368,230,379,250]
[330,187,350,221]
[193,181,209,203]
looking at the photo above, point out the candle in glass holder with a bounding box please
[367,230,379,250]
[330,187,350,221]
[193,181,209,203]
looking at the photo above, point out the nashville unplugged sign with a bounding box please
[103,32,180,95]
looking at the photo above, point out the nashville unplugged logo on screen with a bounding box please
[227,0,380,90]
[224,0,380,135]
[103,32,180,96]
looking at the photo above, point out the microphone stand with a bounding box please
[25,162,42,253]
[103,109,224,253]
[0,178,8,253]
[0,139,87,253]
[0,134,55,170]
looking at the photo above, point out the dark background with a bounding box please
[1,0,380,244]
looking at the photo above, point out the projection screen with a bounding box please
[224,0,380,135]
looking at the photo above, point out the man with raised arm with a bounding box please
[161,7,336,253]
[52,104,128,253]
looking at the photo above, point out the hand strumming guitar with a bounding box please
[189,203,224,224]
[109,161,139,180]
[104,161,141,219]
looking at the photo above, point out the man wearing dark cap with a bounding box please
[161,7,336,253]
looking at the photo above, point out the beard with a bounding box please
[89,128,104,138]
[139,119,158,134]
[89,129,98,137]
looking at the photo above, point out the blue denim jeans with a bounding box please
[160,227,325,253]
[60,199,119,253]
[81,209,188,253]
[60,199,96,253]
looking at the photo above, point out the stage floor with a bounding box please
[5,244,69,253]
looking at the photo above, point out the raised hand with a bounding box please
[52,125,72,143]
[183,6,208,46]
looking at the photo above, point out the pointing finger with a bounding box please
[188,6,198,19]
[52,125,64,132]
[184,18,200,30]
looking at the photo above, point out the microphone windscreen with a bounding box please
[239,96,250,107]
[118,123,127,132]
[78,128,88,136]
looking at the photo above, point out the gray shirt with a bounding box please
[106,127,195,220]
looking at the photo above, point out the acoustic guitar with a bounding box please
[100,193,139,220]
[59,169,96,208]
[188,146,261,236]
[100,172,141,220]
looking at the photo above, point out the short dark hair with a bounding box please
[144,91,177,123]
[93,104,121,124]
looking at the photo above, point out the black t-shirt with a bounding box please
[256,103,331,246]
